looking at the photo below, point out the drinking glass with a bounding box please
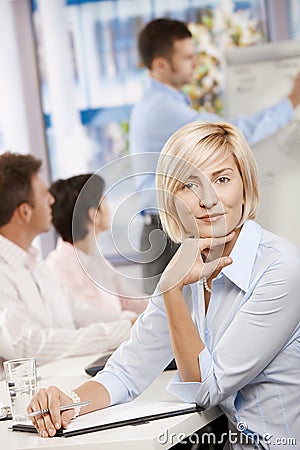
[3,358,37,424]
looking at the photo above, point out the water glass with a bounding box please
[3,358,37,424]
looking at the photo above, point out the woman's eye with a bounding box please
[183,182,199,190]
[216,176,230,184]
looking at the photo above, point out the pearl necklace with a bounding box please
[203,277,212,294]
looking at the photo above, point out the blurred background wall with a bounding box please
[0,0,299,266]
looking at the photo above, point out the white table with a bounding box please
[0,355,221,449]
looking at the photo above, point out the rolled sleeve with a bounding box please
[233,98,293,144]
[92,370,131,406]
[167,347,213,408]
[278,97,294,118]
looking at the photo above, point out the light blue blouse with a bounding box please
[94,221,300,447]
[129,78,293,213]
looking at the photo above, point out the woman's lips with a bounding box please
[197,213,225,223]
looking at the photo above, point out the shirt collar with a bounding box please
[222,220,262,292]
[147,77,190,104]
[56,238,74,254]
[56,238,88,261]
[56,239,97,272]
[0,234,39,270]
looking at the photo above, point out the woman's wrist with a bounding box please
[65,390,81,418]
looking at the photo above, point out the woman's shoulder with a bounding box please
[255,224,300,287]
[240,221,300,284]
[259,224,300,260]
[46,239,78,269]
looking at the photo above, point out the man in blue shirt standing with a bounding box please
[129,18,300,295]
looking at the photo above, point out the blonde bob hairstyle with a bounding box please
[156,121,259,243]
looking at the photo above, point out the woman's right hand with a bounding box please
[159,233,234,293]
[27,386,74,437]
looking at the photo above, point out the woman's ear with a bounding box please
[87,207,98,224]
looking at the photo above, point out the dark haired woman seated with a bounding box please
[47,174,148,324]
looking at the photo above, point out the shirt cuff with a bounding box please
[166,347,213,408]
[279,97,293,120]
[91,370,130,406]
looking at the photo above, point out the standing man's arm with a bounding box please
[232,72,300,144]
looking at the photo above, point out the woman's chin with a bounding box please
[197,224,229,239]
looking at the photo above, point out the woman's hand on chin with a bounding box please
[159,233,234,293]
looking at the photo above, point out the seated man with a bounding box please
[0,152,134,373]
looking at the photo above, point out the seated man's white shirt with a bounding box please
[0,235,131,370]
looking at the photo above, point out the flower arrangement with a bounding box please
[184,0,267,115]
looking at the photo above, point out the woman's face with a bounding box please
[174,154,244,239]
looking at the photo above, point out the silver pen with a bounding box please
[28,401,91,418]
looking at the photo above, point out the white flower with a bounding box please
[187,0,265,113]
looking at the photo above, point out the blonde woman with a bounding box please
[28,123,300,448]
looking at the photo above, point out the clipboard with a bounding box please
[12,400,200,437]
